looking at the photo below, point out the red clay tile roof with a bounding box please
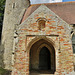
[21,1,75,24]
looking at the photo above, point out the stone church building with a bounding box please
[1,0,75,75]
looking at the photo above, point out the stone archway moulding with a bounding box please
[26,35,58,52]
[37,43,54,55]
[26,35,60,74]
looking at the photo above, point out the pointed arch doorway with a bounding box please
[39,47,51,70]
[29,39,56,75]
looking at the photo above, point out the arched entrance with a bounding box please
[29,39,56,75]
[39,47,51,70]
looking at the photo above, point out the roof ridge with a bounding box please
[21,1,75,24]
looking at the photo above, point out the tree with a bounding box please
[0,0,5,40]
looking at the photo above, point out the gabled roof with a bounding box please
[21,1,75,24]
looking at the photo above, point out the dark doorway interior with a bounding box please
[39,47,51,70]
[29,39,56,75]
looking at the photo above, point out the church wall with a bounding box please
[2,0,30,70]
[11,5,74,75]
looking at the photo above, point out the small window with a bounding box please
[12,3,15,9]
[72,44,75,53]
[72,34,75,53]
[38,20,46,30]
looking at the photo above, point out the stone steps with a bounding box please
[30,72,54,75]
[30,70,54,75]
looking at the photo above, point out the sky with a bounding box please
[30,0,75,4]
[63,0,75,2]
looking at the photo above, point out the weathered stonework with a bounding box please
[11,5,74,75]
[1,0,75,75]
[2,0,30,70]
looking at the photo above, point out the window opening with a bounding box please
[72,34,75,53]
[12,3,15,9]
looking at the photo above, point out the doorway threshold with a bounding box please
[30,70,54,75]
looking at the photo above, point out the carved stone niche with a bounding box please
[36,17,49,30]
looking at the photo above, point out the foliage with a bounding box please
[0,0,5,40]
[0,67,7,75]
[0,67,11,75]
